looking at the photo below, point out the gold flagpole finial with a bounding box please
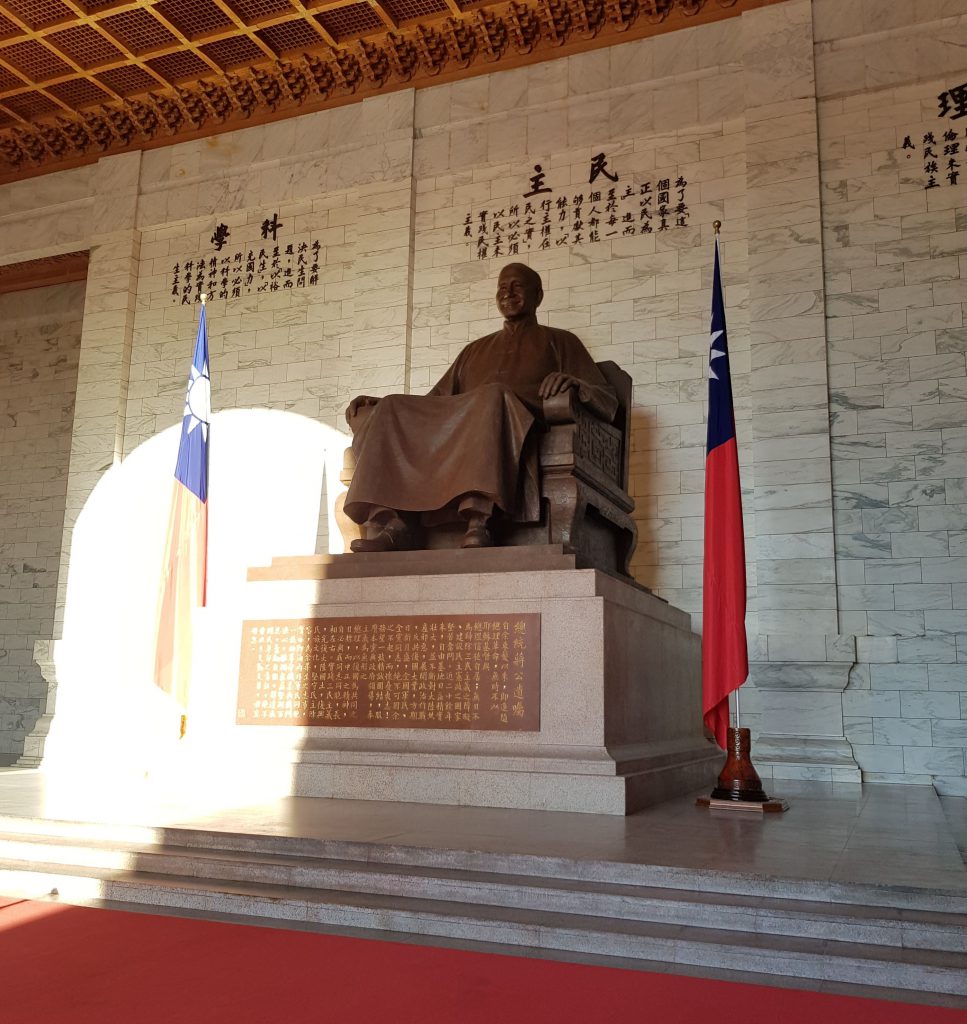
[200,292,207,305]
[712,220,722,236]
[179,714,187,739]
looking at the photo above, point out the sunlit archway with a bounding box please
[40,409,350,817]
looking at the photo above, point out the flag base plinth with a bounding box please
[696,726,789,813]
[695,796,790,813]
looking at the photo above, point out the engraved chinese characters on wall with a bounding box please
[237,614,541,731]
[169,212,323,305]
[903,129,964,190]
[465,154,691,260]
[897,80,967,191]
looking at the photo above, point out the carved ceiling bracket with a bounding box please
[508,2,543,51]
[0,0,778,180]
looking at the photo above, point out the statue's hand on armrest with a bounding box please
[540,372,616,423]
[539,373,583,424]
[538,372,579,400]
[346,395,380,425]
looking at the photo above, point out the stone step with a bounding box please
[1,831,966,955]
[1,816,965,914]
[3,861,966,996]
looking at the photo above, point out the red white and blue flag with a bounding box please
[703,237,748,749]
[155,303,210,709]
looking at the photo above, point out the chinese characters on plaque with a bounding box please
[465,153,691,260]
[169,211,322,305]
[236,614,541,731]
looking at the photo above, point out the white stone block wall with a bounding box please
[0,283,84,761]
[815,0,967,784]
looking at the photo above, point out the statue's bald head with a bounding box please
[501,262,542,293]
[496,263,543,321]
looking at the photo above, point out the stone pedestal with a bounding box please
[222,548,718,815]
[748,659,862,785]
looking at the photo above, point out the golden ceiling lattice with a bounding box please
[0,0,756,179]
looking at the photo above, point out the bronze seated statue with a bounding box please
[337,263,637,576]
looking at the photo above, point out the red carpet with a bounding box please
[0,897,961,1024]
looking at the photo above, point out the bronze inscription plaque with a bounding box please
[236,614,540,731]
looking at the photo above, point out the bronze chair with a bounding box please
[536,360,637,576]
[336,361,637,576]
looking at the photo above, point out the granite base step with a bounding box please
[1,819,966,996]
[0,833,965,953]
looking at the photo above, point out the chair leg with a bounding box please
[544,475,583,553]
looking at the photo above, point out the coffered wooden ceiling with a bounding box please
[0,0,770,181]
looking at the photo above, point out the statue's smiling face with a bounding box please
[496,265,542,320]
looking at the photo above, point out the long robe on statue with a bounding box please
[343,323,618,525]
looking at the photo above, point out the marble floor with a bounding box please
[1,768,964,893]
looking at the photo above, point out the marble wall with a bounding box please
[0,283,84,762]
[1,0,966,790]
[811,0,967,788]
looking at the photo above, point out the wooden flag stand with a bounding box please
[696,726,789,813]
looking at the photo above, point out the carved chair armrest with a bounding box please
[541,388,628,498]
[542,389,579,424]
[542,387,611,424]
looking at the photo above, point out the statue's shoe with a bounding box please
[350,526,412,553]
[460,523,492,549]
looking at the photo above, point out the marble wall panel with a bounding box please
[0,283,85,761]
[819,10,967,787]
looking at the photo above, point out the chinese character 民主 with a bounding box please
[523,164,553,198]
[588,152,618,185]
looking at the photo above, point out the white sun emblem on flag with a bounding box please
[708,329,725,381]
[184,361,210,441]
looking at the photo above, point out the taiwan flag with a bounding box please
[702,237,748,750]
[155,302,210,710]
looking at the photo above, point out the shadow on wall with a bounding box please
[39,409,349,803]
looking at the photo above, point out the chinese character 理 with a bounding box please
[939,82,967,120]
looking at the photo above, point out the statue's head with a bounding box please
[496,263,543,321]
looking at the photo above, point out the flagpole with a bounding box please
[711,220,741,737]
[156,291,210,741]
[698,219,786,812]
[180,292,207,742]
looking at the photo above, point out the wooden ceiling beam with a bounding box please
[0,250,89,294]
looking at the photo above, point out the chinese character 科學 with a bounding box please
[210,223,230,251]
[261,212,284,241]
